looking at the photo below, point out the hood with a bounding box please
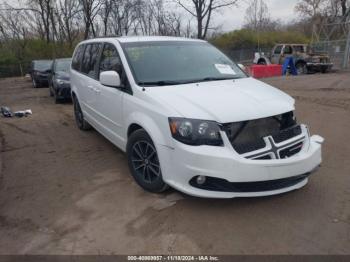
[56,71,70,80]
[146,77,295,123]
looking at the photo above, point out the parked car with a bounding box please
[30,60,53,88]
[48,58,72,103]
[254,44,333,74]
[70,37,324,198]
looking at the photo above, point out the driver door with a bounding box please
[93,42,127,148]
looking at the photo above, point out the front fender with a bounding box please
[125,112,173,149]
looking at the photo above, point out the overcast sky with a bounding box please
[213,0,300,31]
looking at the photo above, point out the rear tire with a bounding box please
[127,129,168,193]
[296,62,307,75]
[73,96,92,131]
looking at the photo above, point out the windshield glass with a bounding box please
[122,41,247,86]
[55,59,71,72]
[34,60,52,71]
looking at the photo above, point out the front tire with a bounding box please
[257,59,267,65]
[32,78,39,88]
[127,129,168,193]
[54,89,60,104]
[49,85,54,97]
[73,96,92,131]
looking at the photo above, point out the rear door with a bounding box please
[78,43,103,123]
[92,42,129,148]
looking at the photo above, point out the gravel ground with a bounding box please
[0,73,349,255]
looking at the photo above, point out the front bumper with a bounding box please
[56,84,71,99]
[307,62,333,71]
[158,126,323,198]
[34,76,49,86]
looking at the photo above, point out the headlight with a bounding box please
[168,118,223,146]
[56,79,69,85]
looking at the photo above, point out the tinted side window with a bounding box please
[72,45,85,71]
[294,45,304,53]
[81,43,102,79]
[274,45,282,54]
[99,43,122,75]
[284,45,293,54]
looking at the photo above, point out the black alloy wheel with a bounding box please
[127,129,168,193]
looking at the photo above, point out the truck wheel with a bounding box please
[257,59,266,65]
[321,67,328,74]
[296,62,307,75]
[127,129,169,193]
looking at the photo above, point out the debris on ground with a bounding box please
[14,109,32,118]
[1,106,12,117]
[1,106,32,118]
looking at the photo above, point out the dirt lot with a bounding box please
[0,73,349,255]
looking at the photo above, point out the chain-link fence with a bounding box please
[222,48,271,65]
[312,40,350,69]
[0,61,31,78]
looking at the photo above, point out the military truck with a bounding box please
[253,44,333,74]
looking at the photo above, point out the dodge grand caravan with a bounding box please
[70,36,324,198]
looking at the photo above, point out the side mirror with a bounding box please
[100,71,121,87]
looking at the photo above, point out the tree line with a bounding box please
[0,0,239,45]
[0,0,349,77]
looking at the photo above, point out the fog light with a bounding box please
[196,176,206,185]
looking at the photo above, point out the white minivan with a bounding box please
[70,36,324,198]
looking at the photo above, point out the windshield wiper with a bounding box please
[138,76,243,86]
[138,80,184,86]
[200,76,241,82]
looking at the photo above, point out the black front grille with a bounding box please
[279,142,303,159]
[233,139,266,154]
[223,112,299,155]
[189,173,310,193]
[272,125,301,143]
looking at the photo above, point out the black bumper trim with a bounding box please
[189,173,312,193]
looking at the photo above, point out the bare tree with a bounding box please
[80,0,102,39]
[295,0,327,18]
[340,0,347,16]
[99,0,113,36]
[243,0,274,31]
[55,0,81,46]
[175,0,238,39]
[26,0,55,42]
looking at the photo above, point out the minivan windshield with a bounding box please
[55,59,72,72]
[34,60,52,71]
[122,41,247,86]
